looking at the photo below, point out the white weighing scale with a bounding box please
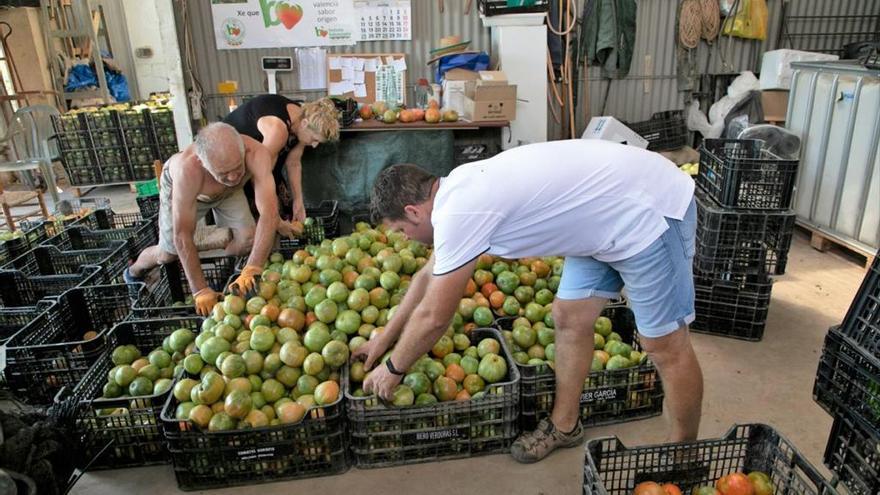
[261,56,293,94]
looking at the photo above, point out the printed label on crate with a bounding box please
[405,427,468,443]
[580,386,628,404]
[235,444,293,461]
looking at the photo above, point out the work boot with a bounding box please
[510,418,584,464]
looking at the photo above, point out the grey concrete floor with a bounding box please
[69,186,869,495]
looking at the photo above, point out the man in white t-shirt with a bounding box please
[353,139,703,463]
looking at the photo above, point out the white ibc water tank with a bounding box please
[787,61,880,254]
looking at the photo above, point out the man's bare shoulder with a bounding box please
[168,148,205,189]
[243,136,272,175]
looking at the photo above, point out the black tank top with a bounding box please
[223,94,303,219]
[223,94,303,161]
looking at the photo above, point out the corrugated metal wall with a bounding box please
[550,0,879,139]
[176,0,879,135]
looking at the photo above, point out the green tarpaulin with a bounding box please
[300,129,456,214]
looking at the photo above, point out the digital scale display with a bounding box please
[261,57,293,71]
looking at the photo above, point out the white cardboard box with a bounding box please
[759,49,839,90]
[581,116,648,149]
[442,68,478,116]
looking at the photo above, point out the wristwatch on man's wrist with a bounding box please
[385,358,405,376]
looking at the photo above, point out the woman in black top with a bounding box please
[224,95,339,223]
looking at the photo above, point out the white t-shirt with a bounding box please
[431,139,695,275]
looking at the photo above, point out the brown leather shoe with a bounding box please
[510,418,585,464]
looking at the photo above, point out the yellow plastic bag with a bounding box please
[722,0,768,40]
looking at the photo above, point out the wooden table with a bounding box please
[341,119,509,132]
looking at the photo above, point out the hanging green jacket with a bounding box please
[581,0,637,79]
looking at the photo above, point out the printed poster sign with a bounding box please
[211,0,357,49]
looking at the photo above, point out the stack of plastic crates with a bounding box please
[813,253,880,495]
[51,103,178,187]
[691,139,798,341]
[3,284,141,404]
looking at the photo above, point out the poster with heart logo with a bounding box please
[211,0,357,49]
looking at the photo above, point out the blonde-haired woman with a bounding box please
[224,95,340,223]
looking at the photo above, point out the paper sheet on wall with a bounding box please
[341,67,355,80]
[354,84,367,98]
[329,81,355,95]
[353,71,365,84]
[374,64,403,104]
[353,58,365,71]
[295,47,327,90]
[329,57,343,70]
[363,59,378,72]
[392,57,407,72]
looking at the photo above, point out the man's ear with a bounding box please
[299,118,310,131]
[403,204,420,220]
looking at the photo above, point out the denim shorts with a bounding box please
[556,198,697,338]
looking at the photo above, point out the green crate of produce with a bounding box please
[136,179,159,197]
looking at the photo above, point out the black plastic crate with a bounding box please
[149,108,174,127]
[3,284,139,404]
[479,0,549,16]
[697,139,799,210]
[813,327,880,434]
[8,220,61,259]
[69,210,158,263]
[84,111,119,132]
[54,129,94,151]
[4,240,128,285]
[824,412,880,495]
[627,110,688,151]
[132,256,239,318]
[136,195,160,218]
[160,373,347,491]
[694,187,796,275]
[0,299,55,346]
[59,317,202,470]
[158,143,177,162]
[41,226,140,279]
[691,271,773,341]
[56,196,112,227]
[95,147,130,184]
[59,147,103,186]
[0,266,101,308]
[584,423,839,495]
[0,239,9,268]
[52,113,88,133]
[496,306,663,431]
[345,328,520,468]
[279,200,340,250]
[840,253,880,357]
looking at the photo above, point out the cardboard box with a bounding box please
[761,90,789,122]
[462,70,517,122]
[476,71,508,85]
[759,49,838,90]
[442,68,478,117]
[581,117,648,149]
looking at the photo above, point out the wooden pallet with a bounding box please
[798,223,876,270]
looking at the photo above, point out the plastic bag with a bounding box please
[435,52,489,83]
[687,101,723,139]
[687,71,760,139]
[722,0,768,40]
